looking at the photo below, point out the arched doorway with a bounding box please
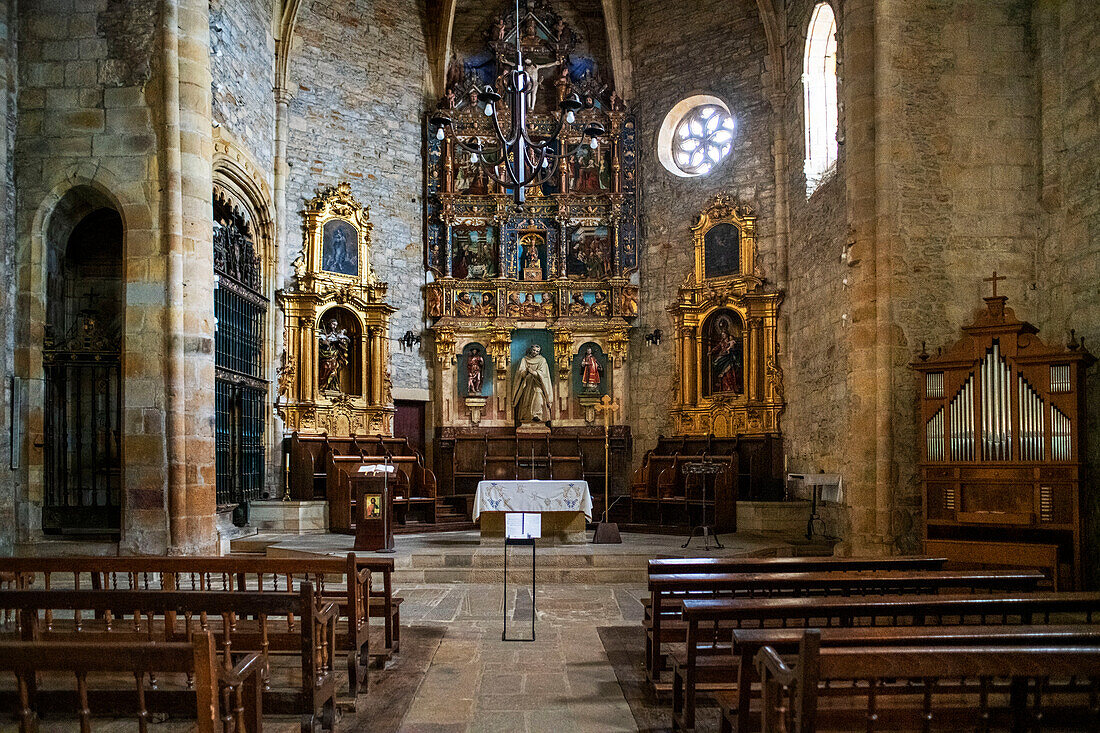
[213,188,267,523]
[43,199,124,537]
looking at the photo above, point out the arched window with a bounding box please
[803,2,838,195]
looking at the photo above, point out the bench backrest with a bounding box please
[756,630,1100,733]
[0,631,261,732]
[650,569,1044,595]
[647,556,947,576]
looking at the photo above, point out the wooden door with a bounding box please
[394,400,426,456]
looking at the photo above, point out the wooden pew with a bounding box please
[752,630,1100,732]
[355,556,401,659]
[0,583,338,732]
[0,631,262,732]
[3,553,372,694]
[648,568,1042,684]
[674,591,1100,731]
[714,624,1100,733]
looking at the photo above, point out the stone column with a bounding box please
[168,0,216,553]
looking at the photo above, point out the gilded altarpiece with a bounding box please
[669,194,784,437]
[277,183,395,436]
[424,5,638,431]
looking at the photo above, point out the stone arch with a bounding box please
[19,163,157,549]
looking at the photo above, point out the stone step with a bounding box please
[395,567,647,584]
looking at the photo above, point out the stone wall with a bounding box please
[626,0,773,460]
[782,0,850,480]
[11,0,168,552]
[0,0,15,554]
[1032,0,1100,583]
[210,0,275,177]
[286,0,430,391]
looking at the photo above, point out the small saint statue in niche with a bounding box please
[522,244,543,281]
[318,318,351,392]
[512,344,554,425]
[466,346,485,396]
[580,346,603,394]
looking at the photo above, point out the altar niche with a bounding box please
[668,193,783,438]
[277,182,395,438]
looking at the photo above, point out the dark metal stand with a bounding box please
[502,537,536,641]
[681,461,725,551]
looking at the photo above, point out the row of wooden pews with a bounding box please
[644,555,1100,731]
[0,553,405,732]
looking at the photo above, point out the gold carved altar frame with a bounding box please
[669,193,784,437]
[277,182,395,436]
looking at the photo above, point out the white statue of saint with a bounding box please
[511,343,554,425]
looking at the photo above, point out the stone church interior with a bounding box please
[0,0,1098,730]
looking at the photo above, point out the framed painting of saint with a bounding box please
[321,219,359,277]
[702,309,744,396]
[569,146,611,194]
[566,225,612,279]
[452,224,497,279]
[454,153,492,195]
[703,222,740,279]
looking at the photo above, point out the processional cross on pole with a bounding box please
[592,394,623,543]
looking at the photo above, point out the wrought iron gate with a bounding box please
[214,191,267,513]
[43,311,122,536]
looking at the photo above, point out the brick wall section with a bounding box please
[210,0,276,177]
[286,0,429,391]
[782,0,850,480]
[627,0,773,461]
[1032,0,1100,584]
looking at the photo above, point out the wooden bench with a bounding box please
[0,630,262,732]
[648,568,1043,684]
[3,553,373,694]
[713,624,1100,733]
[752,630,1100,732]
[355,556,401,659]
[0,583,338,732]
[674,591,1100,732]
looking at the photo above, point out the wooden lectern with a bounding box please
[353,470,395,552]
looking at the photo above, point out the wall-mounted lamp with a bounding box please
[399,330,421,351]
[645,328,663,347]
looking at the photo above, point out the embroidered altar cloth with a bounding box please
[473,480,593,521]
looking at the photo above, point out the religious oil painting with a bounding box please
[573,342,610,398]
[569,145,611,194]
[566,225,612,279]
[459,342,492,398]
[703,309,744,396]
[321,219,359,276]
[703,222,741,279]
[452,224,497,279]
[454,152,492,195]
[362,494,381,519]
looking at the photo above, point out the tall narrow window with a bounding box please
[803,2,838,195]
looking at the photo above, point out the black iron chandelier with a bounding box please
[430,0,605,205]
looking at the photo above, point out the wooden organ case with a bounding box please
[912,292,1094,588]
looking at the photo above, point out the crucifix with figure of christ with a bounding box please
[592,394,622,543]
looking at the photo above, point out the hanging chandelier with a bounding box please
[429,0,605,205]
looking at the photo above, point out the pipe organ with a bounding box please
[913,292,1094,588]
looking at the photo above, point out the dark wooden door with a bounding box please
[393,400,425,456]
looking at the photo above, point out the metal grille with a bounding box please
[213,192,267,509]
[43,345,122,535]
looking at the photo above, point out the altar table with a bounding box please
[474,480,593,544]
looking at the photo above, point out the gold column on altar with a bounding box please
[667,192,784,437]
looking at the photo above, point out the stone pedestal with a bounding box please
[478,511,587,544]
[249,500,329,534]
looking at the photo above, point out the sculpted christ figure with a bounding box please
[512,344,554,426]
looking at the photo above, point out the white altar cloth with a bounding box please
[473,480,593,521]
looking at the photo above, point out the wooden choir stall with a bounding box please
[912,284,1094,588]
